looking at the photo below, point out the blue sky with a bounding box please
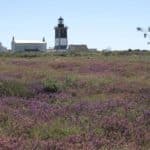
[0,0,150,50]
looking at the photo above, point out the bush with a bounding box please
[43,79,62,93]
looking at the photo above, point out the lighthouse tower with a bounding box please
[55,17,68,50]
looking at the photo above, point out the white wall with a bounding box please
[55,38,68,46]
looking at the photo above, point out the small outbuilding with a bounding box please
[68,44,97,52]
[68,44,88,51]
[11,37,47,52]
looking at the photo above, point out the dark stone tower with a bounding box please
[54,17,68,50]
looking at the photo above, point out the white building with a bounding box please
[0,42,7,52]
[11,37,47,52]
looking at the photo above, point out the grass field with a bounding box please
[0,51,149,150]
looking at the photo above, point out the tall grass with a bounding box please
[0,80,32,97]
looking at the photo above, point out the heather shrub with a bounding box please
[0,80,32,97]
[0,114,31,137]
[101,115,132,141]
[0,113,22,137]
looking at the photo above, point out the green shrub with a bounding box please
[43,79,62,93]
[43,76,78,93]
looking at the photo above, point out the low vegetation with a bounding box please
[0,80,32,97]
[43,78,62,93]
[0,51,149,149]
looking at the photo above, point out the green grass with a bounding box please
[29,119,81,140]
[0,80,32,97]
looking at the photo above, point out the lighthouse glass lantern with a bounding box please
[55,17,68,50]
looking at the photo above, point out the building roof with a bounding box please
[14,40,46,44]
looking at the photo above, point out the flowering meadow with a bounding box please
[0,51,149,150]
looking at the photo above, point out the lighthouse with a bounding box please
[54,17,68,50]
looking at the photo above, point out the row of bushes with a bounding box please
[0,76,78,97]
[43,75,116,95]
[43,76,78,93]
[0,51,149,58]
[0,51,98,58]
